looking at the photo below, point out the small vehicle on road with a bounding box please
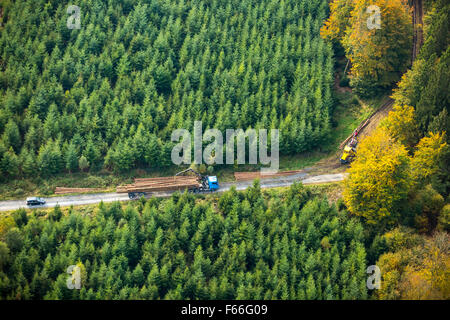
[26,197,46,206]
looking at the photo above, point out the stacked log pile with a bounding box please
[117,176,200,193]
[234,170,303,181]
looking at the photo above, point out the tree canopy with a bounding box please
[321,0,413,95]
[343,127,412,226]
[0,183,368,300]
[0,0,334,180]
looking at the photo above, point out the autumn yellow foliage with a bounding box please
[343,127,412,225]
[322,0,413,91]
[320,0,355,42]
[377,231,450,300]
[343,0,412,88]
[383,104,419,149]
[0,216,16,239]
[411,132,448,183]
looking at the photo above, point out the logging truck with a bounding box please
[117,168,220,199]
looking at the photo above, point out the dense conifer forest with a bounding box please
[0,183,368,300]
[0,0,448,302]
[0,0,333,180]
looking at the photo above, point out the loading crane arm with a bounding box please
[175,168,203,178]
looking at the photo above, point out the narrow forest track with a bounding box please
[339,97,394,149]
[356,99,393,140]
[307,97,395,177]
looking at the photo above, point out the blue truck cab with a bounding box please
[207,176,219,191]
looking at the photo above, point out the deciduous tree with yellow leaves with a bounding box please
[343,127,412,226]
[322,0,413,95]
[376,230,450,300]
[350,98,448,230]
[411,132,448,185]
[344,0,412,93]
[383,102,448,194]
[320,0,355,42]
[383,104,420,150]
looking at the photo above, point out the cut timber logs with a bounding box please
[117,176,200,193]
[234,170,303,181]
[55,187,104,195]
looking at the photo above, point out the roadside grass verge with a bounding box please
[1,181,344,216]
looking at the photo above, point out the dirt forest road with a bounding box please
[0,172,348,212]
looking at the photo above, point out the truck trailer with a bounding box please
[117,169,220,199]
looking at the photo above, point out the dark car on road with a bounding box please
[26,197,46,206]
